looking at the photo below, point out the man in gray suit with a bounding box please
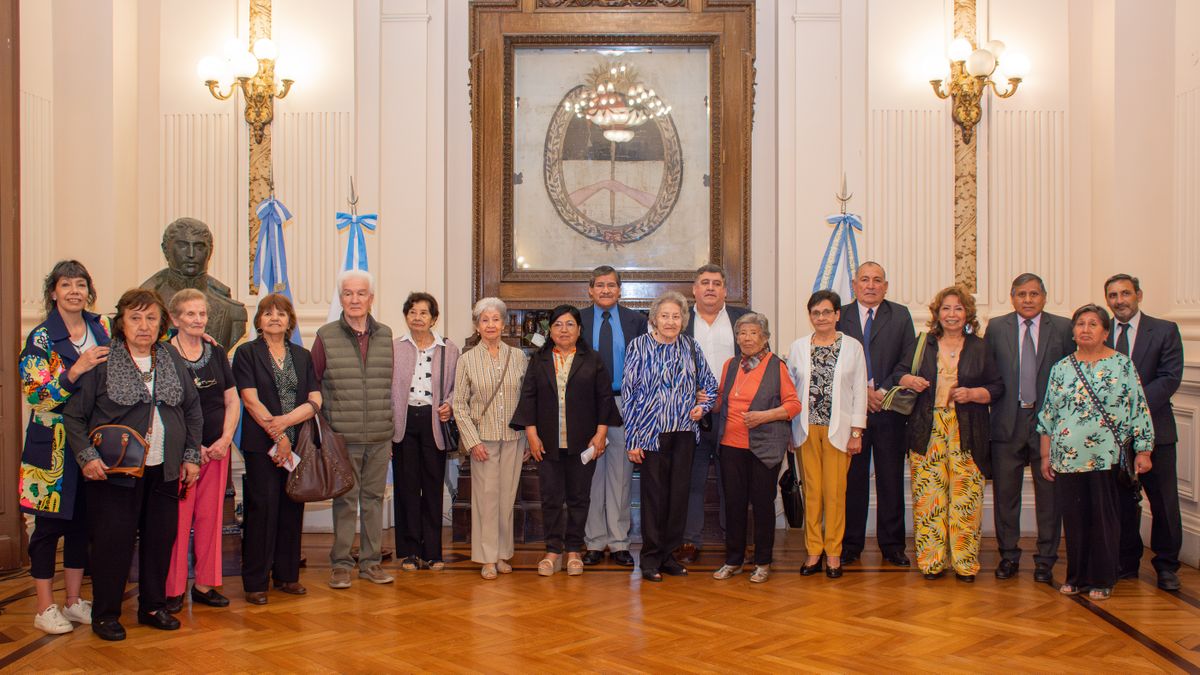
[985,273,1075,584]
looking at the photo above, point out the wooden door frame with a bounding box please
[0,0,25,570]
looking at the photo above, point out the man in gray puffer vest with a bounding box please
[311,269,396,588]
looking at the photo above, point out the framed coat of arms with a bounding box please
[470,0,755,308]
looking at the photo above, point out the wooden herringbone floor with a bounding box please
[0,531,1197,673]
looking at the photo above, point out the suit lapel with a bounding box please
[866,302,890,346]
[1034,314,1052,371]
[842,301,864,341]
[1132,317,1152,367]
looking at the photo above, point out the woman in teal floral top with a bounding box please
[1037,304,1154,600]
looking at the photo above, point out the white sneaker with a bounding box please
[712,564,743,580]
[62,599,92,624]
[34,605,74,634]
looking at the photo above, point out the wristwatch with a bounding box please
[850,430,863,439]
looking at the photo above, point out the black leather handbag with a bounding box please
[779,448,805,528]
[438,345,461,453]
[880,332,929,415]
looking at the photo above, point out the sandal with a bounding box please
[496,560,513,574]
[566,554,584,576]
[1088,587,1112,601]
[480,564,498,580]
[1058,584,1080,596]
[538,555,562,577]
[400,556,420,572]
[427,561,445,571]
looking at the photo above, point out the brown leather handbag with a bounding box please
[90,420,152,478]
[285,413,356,503]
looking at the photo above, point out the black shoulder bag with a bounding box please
[438,345,461,453]
[1069,355,1139,491]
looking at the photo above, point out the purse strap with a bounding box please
[439,344,450,401]
[476,345,511,422]
[911,331,929,376]
[1068,355,1127,450]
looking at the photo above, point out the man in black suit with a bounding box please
[837,261,915,567]
[678,263,751,563]
[579,266,648,568]
[985,273,1075,584]
[1105,274,1184,591]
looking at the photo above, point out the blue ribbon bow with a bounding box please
[254,197,294,295]
[812,212,863,299]
[335,212,378,271]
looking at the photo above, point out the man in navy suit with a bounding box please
[677,264,750,563]
[837,262,915,567]
[579,266,648,568]
[985,273,1075,584]
[1105,274,1184,591]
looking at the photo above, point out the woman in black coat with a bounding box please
[232,293,321,605]
[510,305,622,576]
[891,286,1003,582]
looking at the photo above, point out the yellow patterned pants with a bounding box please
[910,407,984,576]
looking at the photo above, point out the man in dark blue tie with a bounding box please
[579,266,647,567]
[1104,274,1184,591]
[836,262,915,567]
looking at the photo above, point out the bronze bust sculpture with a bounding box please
[141,217,248,349]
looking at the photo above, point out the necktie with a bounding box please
[1116,323,1130,356]
[599,310,615,387]
[863,307,875,383]
[1019,318,1037,405]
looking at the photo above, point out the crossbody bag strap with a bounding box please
[911,332,929,375]
[439,344,449,401]
[1068,355,1124,447]
[476,346,511,422]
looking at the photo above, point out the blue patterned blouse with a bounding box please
[1036,353,1154,474]
[622,333,718,453]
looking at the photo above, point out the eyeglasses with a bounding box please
[810,309,837,318]
[551,322,578,330]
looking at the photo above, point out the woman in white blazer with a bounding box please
[787,290,868,579]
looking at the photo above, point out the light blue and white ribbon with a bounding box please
[811,212,863,301]
[335,212,377,272]
[254,197,294,296]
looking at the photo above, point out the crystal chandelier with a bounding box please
[566,62,671,143]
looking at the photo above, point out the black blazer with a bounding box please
[579,304,648,351]
[232,338,320,453]
[685,305,752,357]
[838,299,916,394]
[1106,313,1183,444]
[984,311,1076,443]
[509,343,623,461]
[892,333,1004,478]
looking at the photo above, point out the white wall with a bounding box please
[17,0,1200,557]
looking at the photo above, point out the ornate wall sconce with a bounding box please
[928,38,1029,143]
[197,38,294,143]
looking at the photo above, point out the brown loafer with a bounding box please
[244,592,268,605]
[675,543,699,564]
[273,581,307,595]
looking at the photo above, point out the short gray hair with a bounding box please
[1010,273,1046,295]
[337,268,375,295]
[648,291,688,329]
[734,312,770,338]
[472,296,507,325]
[855,261,886,280]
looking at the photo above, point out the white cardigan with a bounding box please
[786,332,869,452]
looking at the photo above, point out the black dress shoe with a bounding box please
[1033,563,1053,584]
[165,594,184,614]
[995,558,1019,580]
[641,570,663,583]
[1157,570,1181,591]
[661,560,688,576]
[883,553,911,567]
[93,619,126,641]
[825,565,843,579]
[955,573,975,583]
[800,560,824,576]
[923,570,946,581]
[137,609,181,631]
[582,550,604,566]
[611,550,635,567]
[841,551,861,565]
[191,587,230,608]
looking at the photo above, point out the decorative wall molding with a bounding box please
[381,13,431,23]
[986,109,1070,307]
[19,91,53,317]
[1176,86,1200,308]
[159,113,239,290]
[867,109,955,306]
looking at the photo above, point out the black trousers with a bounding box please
[242,451,304,592]
[843,412,907,556]
[1057,469,1120,590]
[538,450,597,554]
[639,432,694,573]
[86,464,179,622]
[1118,442,1183,574]
[29,509,88,579]
[393,406,448,562]
[719,446,779,566]
[991,408,1061,566]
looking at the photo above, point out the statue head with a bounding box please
[162,217,214,278]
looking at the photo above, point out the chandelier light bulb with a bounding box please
[965,48,996,77]
[252,38,277,61]
[233,51,260,79]
[1004,51,1031,79]
[947,38,972,62]
[603,128,635,143]
[984,40,1006,59]
[196,56,222,82]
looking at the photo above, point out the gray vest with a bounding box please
[715,354,791,467]
[316,316,395,445]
